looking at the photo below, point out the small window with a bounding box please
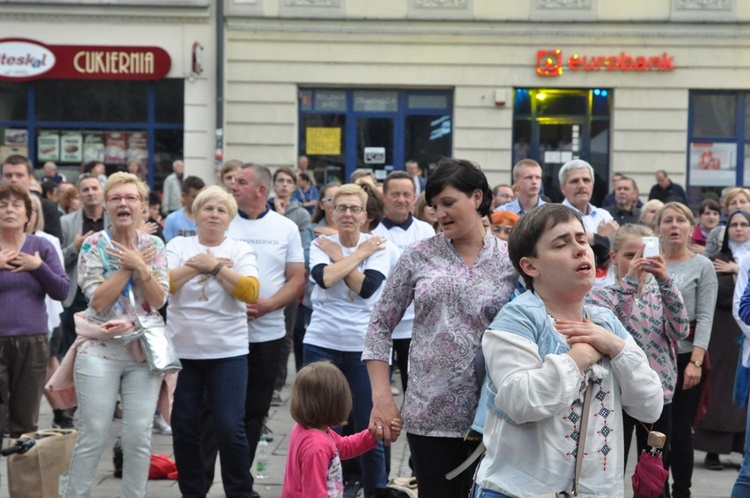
[315,90,347,112]
[408,94,448,110]
[154,79,184,124]
[35,80,148,123]
[691,93,736,138]
[353,91,398,113]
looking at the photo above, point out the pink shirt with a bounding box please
[282,424,376,498]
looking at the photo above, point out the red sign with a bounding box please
[0,38,171,82]
[537,49,675,77]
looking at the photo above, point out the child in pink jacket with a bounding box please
[282,361,400,498]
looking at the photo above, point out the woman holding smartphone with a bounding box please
[656,202,717,498]
[586,224,689,469]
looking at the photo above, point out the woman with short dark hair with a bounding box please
[364,158,517,498]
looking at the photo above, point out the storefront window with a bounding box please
[154,79,184,124]
[0,82,27,122]
[687,91,750,203]
[299,89,452,181]
[35,80,148,123]
[512,88,611,205]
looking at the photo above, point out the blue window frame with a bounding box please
[686,90,750,207]
[298,88,452,184]
[0,79,183,190]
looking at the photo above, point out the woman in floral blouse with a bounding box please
[64,172,168,498]
[363,158,517,498]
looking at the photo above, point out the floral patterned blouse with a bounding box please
[77,230,169,359]
[363,231,517,437]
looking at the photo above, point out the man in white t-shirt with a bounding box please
[372,171,435,393]
[204,163,305,496]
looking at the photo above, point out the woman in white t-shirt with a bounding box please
[302,183,391,497]
[166,186,260,498]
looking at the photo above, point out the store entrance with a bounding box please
[513,88,611,205]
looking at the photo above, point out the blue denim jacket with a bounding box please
[472,290,629,430]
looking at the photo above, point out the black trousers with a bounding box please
[407,432,481,498]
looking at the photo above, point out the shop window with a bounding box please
[691,93,736,138]
[687,91,750,203]
[35,80,148,123]
[0,82,27,122]
[154,79,184,124]
[299,89,452,181]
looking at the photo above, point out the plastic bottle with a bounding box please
[256,434,269,479]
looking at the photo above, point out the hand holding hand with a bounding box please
[369,398,402,445]
[10,251,42,272]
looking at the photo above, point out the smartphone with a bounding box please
[642,236,660,259]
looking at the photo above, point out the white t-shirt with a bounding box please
[36,231,64,332]
[562,199,613,235]
[166,236,258,359]
[372,217,435,340]
[228,210,304,343]
[304,233,391,352]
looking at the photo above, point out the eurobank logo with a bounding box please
[537,49,675,77]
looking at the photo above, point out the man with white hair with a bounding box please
[559,159,618,237]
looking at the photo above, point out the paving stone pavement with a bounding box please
[0,355,740,497]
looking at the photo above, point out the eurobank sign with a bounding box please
[537,49,675,77]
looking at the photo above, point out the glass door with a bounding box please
[538,121,583,203]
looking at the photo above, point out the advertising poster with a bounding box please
[104,132,127,163]
[306,127,341,155]
[689,142,736,187]
[0,146,28,162]
[5,129,28,146]
[83,132,104,163]
[37,131,60,162]
[60,132,83,163]
[126,132,148,162]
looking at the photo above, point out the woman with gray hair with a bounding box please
[166,185,260,497]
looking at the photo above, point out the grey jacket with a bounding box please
[61,209,111,307]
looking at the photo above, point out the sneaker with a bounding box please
[260,423,274,443]
[153,414,172,435]
[390,385,401,396]
[270,391,283,406]
[343,480,362,498]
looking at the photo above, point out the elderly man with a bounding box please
[649,169,688,204]
[162,159,184,215]
[496,159,546,215]
[560,159,618,237]
[42,161,66,184]
[491,184,514,210]
[606,176,642,225]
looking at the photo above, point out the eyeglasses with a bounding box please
[321,197,333,203]
[333,204,364,214]
[106,194,141,204]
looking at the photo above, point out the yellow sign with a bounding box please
[306,127,341,156]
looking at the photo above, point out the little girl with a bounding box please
[586,223,690,465]
[282,361,401,498]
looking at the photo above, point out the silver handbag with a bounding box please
[135,312,182,375]
[129,288,182,375]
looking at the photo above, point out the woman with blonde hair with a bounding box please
[63,172,168,498]
[167,186,260,496]
[303,183,391,497]
[656,202,718,498]
[639,199,664,231]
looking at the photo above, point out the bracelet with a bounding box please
[210,262,225,276]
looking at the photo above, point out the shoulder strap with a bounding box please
[571,382,593,496]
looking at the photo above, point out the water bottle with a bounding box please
[256,434,269,479]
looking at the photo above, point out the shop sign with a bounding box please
[306,127,341,156]
[0,38,171,82]
[364,147,386,165]
[537,49,675,77]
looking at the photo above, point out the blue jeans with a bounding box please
[731,395,750,497]
[472,484,513,498]
[172,355,251,498]
[303,344,387,498]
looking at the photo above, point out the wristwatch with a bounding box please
[690,360,703,368]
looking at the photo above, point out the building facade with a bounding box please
[0,0,217,189]
[224,0,750,206]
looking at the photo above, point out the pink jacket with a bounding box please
[45,312,176,423]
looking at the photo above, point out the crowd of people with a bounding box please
[2,151,750,498]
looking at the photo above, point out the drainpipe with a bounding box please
[215,0,225,168]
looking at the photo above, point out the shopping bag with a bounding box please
[6,428,78,498]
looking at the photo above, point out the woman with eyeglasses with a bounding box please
[302,183,391,498]
[63,172,168,498]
